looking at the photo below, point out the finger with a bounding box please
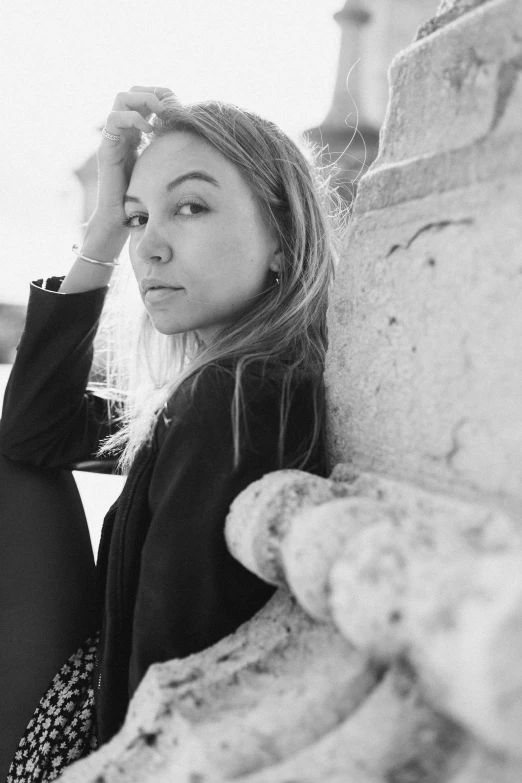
[112,91,163,118]
[129,85,177,112]
[130,85,175,100]
[104,110,153,137]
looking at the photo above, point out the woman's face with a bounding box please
[125,131,281,343]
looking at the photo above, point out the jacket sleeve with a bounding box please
[0,277,116,468]
[128,366,278,695]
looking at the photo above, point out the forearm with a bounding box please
[62,87,167,295]
[0,282,113,466]
[60,213,129,294]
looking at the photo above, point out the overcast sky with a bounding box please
[0,0,345,303]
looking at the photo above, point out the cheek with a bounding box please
[198,219,269,277]
[129,251,143,281]
[184,231,241,284]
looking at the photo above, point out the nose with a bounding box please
[135,223,172,265]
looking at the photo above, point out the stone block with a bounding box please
[379,0,522,165]
[418,0,498,40]
[58,591,377,781]
[326,0,522,510]
[281,497,391,620]
[225,470,346,584]
[327,174,522,504]
[226,467,522,754]
[231,666,469,783]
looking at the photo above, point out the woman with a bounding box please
[0,86,341,780]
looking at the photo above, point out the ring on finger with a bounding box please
[102,127,121,142]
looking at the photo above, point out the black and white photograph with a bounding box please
[1,1,521,780]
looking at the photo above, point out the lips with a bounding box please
[140,279,183,294]
[143,286,184,305]
[145,285,181,292]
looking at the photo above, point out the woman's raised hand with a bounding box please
[95,86,174,223]
[60,86,174,294]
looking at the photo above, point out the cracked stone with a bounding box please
[385,219,474,258]
[490,52,522,131]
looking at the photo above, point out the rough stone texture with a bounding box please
[326,0,522,510]
[233,666,470,783]
[225,469,522,754]
[59,591,381,781]
[448,744,522,783]
[56,0,522,780]
[225,470,347,584]
[330,527,522,752]
[230,466,521,625]
[281,496,392,620]
[365,0,522,172]
[417,0,495,40]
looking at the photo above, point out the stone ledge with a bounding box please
[58,591,381,781]
[57,468,522,781]
[226,467,522,755]
[354,130,522,214]
[374,0,522,168]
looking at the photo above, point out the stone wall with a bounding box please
[326,0,522,509]
[57,0,522,780]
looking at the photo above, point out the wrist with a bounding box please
[82,212,129,261]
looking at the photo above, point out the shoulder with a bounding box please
[158,355,322,421]
[153,361,239,452]
[163,361,237,425]
[150,357,325,478]
[164,359,286,417]
[154,358,317,447]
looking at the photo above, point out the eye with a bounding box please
[177,201,207,217]
[122,213,147,229]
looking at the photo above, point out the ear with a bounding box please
[269,246,282,274]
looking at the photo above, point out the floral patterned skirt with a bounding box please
[7,632,100,782]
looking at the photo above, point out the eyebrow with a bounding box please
[124,170,220,203]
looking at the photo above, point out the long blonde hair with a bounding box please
[94,99,345,474]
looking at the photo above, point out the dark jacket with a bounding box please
[0,277,327,744]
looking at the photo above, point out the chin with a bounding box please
[152,324,189,337]
[146,315,186,335]
[147,306,232,340]
[149,313,214,338]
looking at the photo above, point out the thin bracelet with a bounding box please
[71,244,120,267]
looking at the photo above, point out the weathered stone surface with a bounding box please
[273,467,521,625]
[225,470,346,584]
[232,666,470,783]
[327,175,522,505]
[438,0,491,12]
[408,554,522,755]
[378,0,522,166]
[447,742,522,783]
[324,468,522,651]
[225,465,522,753]
[59,591,378,781]
[418,0,495,40]
[331,540,522,752]
[280,496,391,620]
[326,0,522,511]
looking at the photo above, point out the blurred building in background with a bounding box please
[304,0,439,204]
[0,304,26,363]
